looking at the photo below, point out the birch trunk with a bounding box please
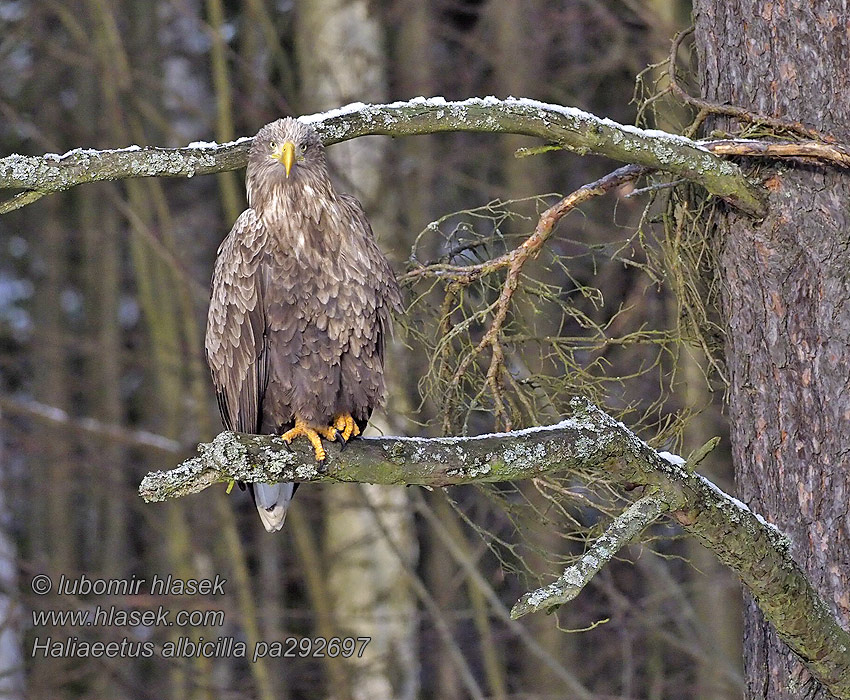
[295,2,418,698]
[0,406,25,699]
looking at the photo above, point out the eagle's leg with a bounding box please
[332,413,361,442]
[280,417,336,461]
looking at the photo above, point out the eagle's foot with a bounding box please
[332,413,361,442]
[280,415,360,461]
[281,418,331,461]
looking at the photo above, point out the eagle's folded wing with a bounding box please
[205,209,269,434]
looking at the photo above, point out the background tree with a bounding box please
[294,1,418,698]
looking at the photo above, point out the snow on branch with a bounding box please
[0,140,252,214]
[140,397,850,697]
[1,97,765,215]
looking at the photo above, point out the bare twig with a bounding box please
[431,164,647,431]
[0,190,45,214]
[625,178,685,198]
[703,139,850,167]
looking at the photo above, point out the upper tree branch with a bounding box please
[1,97,765,215]
[0,140,252,213]
[140,398,850,698]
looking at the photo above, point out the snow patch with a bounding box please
[658,451,686,466]
[301,101,370,124]
[182,135,252,150]
[43,144,142,161]
[697,474,784,535]
[365,417,589,445]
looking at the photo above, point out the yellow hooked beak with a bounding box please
[271,141,296,177]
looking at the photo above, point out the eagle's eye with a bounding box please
[301,142,310,153]
[269,140,278,151]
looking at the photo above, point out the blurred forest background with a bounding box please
[0,1,744,698]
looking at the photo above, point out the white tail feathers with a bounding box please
[251,482,296,532]
[257,503,288,532]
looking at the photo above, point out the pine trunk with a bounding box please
[693,3,850,698]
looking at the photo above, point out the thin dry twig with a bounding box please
[425,165,647,432]
[703,139,850,168]
[0,190,45,214]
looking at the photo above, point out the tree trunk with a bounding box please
[682,350,743,700]
[693,3,850,698]
[295,2,419,699]
[0,406,25,700]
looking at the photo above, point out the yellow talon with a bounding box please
[281,418,328,461]
[226,480,236,494]
[333,413,360,441]
[317,424,340,442]
[280,415,361,461]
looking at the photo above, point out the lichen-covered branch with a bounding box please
[0,141,252,213]
[141,397,850,698]
[510,493,667,619]
[1,97,764,215]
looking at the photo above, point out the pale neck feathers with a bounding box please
[247,168,339,231]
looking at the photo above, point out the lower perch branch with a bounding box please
[510,494,667,619]
[140,398,850,698]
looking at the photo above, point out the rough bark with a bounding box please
[693,2,850,698]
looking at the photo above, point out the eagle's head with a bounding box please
[246,118,330,212]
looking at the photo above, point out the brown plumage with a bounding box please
[204,118,401,531]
